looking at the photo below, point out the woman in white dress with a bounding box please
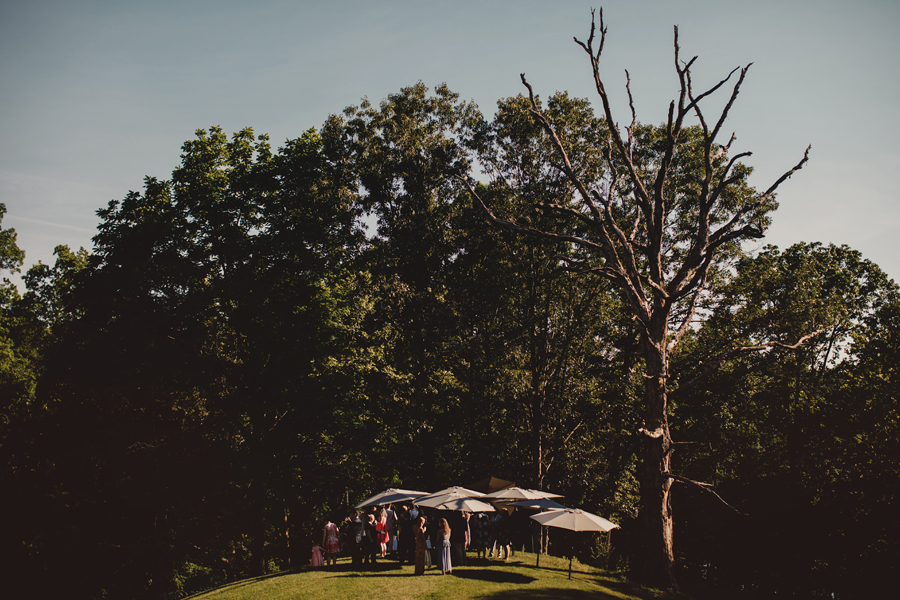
[439,518,452,575]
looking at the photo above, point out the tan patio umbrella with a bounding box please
[482,487,564,501]
[508,498,569,566]
[354,488,428,509]
[414,486,484,506]
[416,489,489,510]
[508,498,568,510]
[421,494,496,513]
[468,476,515,494]
[530,509,619,579]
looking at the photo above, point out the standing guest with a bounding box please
[439,517,453,575]
[322,518,341,567]
[347,510,364,567]
[450,512,467,568]
[311,541,324,568]
[397,506,414,565]
[489,510,503,558]
[363,513,379,567]
[376,507,389,558]
[426,512,440,567]
[510,507,528,557]
[465,511,472,555]
[473,512,491,559]
[414,516,427,575]
[385,505,397,557]
[496,510,512,560]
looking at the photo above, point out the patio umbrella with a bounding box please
[416,490,491,510]
[482,487,564,501]
[468,476,515,494]
[530,508,617,531]
[421,493,495,513]
[530,509,619,578]
[414,486,484,505]
[508,498,568,566]
[508,498,568,510]
[353,488,428,509]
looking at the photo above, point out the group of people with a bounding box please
[342,506,394,567]
[311,503,517,574]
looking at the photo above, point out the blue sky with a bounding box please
[2,0,899,283]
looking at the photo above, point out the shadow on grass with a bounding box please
[452,568,536,585]
[475,588,624,600]
[184,568,304,599]
[327,561,410,577]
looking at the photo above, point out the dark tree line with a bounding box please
[1,16,898,600]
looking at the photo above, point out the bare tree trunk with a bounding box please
[638,328,676,587]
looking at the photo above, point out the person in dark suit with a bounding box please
[347,510,365,567]
[450,511,468,567]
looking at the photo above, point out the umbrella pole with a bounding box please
[535,525,541,567]
[568,555,572,579]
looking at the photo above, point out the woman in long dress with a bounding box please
[439,518,452,575]
[322,519,341,567]
[414,516,427,575]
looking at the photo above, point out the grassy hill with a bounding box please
[186,553,683,600]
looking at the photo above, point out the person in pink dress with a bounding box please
[322,519,341,567]
[310,543,324,568]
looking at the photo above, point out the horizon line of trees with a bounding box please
[1,79,897,600]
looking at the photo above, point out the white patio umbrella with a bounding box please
[508,498,568,510]
[530,508,618,532]
[508,498,568,567]
[414,486,484,505]
[422,494,496,513]
[530,509,619,579]
[482,487,564,501]
[416,490,492,511]
[354,488,428,509]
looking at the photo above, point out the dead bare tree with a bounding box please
[461,9,811,588]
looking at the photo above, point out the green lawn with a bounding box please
[186,553,681,600]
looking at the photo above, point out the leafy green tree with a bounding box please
[5,123,376,598]
[0,202,32,409]
[328,82,483,489]
[0,203,25,273]
[670,242,899,596]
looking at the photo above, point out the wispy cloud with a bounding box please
[4,213,96,235]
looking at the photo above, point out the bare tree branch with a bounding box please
[575,10,654,219]
[668,266,709,353]
[625,69,637,156]
[759,144,812,200]
[664,472,746,515]
[518,72,653,319]
[457,175,608,253]
[669,327,831,397]
[707,145,811,249]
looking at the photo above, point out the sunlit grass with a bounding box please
[186,552,681,600]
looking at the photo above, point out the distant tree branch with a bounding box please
[668,267,708,353]
[458,175,606,252]
[669,327,831,397]
[663,472,745,515]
